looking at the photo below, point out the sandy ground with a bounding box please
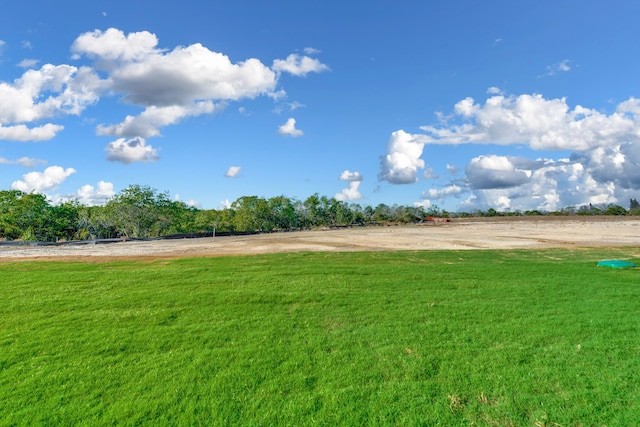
[1,216,640,262]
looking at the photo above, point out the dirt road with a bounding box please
[2,216,639,261]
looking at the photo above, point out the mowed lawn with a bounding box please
[1,248,639,426]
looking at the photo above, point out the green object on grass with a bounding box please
[597,259,637,268]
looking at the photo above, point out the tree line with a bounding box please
[0,185,435,242]
[0,184,637,242]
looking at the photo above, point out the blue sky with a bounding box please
[2,1,640,211]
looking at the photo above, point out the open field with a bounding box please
[2,218,640,425]
[1,216,640,260]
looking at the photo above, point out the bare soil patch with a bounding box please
[2,217,639,262]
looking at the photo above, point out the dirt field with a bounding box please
[1,216,639,262]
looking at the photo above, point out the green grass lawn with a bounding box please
[1,248,640,426]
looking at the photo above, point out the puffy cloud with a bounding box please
[225,166,241,178]
[1,64,105,121]
[272,54,330,77]
[11,166,76,193]
[0,155,46,168]
[422,155,638,211]
[335,181,363,201]
[378,130,425,184]
[73,28,278,106]
[72,28,161,64]
[465,155,533,189]
[0,123,64,141]
[105,137,159,164]
[572,142,640,190]
[416,184,463,212]
[418,94,640,151]
[422,184,464,200]
[335,170,363,201]
[461,158,618,212]
[388,93,640,211]
[278,118,303,137]
[339,170,363,181]
[67,28,329,151]
[97,102,215,138]
[1,27,329,153]
[76,181,115,205]
[0,64,105,141]
[450,155,625,212]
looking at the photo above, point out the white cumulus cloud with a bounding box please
[72,28,162,64]
[335,170,363,201]
[421,184,464,200]
[97,102,215,138]
[339,170,363,181]
[335,181,363,201]
[63,28,329,154]
[0,123,64,141]
[465,155,533,189]
[388,93,640,212]
[105,137,159,164]
[0,64,106,141]
[272,53,330,77]
[71,28,279,144]
[76,181,115,205]
[11,166,76,193]
[418,94,640,151]
[73,28,279,106]
[278,118,303,137]
[0,27,330,161]
[378,130,425,184]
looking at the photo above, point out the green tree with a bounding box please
[0,190,25,240]
[77,205,118,239]
[166,202,199,234]
[372,204,391,222]
[47,200,81,241]
[268,195,297,230]
[327,198,352,226]
[14,193,51,241]
[105,185,174,238]
[231,196,271,232]
[301,194,324,228]
[604,204,627,216]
